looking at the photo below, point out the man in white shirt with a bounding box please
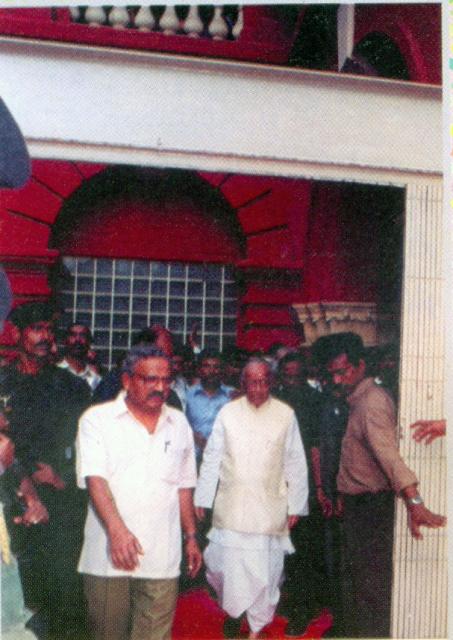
[194,357,308,639]
[58,323,102,392]
[76,345,202,640]
[171,347,191,411]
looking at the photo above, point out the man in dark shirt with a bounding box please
[1,302,91,639]
[274,352,326,637]
[315,383,348,637]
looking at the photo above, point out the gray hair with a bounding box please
[121,345,169,376]
[240,357,273,386]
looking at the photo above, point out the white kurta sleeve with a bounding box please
[76,410,108,489]
[284,415,309,516]
[193,411,225,508]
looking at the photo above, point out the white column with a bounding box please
[391,181,447,638]
[337,4,355,71]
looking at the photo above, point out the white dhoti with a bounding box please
[204,528,294,633]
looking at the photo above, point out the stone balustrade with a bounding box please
[68,5,243,40]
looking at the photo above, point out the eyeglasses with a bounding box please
[246,378,271,388]
[132,373,172,386]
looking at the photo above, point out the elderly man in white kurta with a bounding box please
[194,357,308,639]
[76,345,202,640]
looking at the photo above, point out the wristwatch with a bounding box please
[406,494,424,506]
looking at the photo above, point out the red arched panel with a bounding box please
[354,4,441,84]
[50,166,244,263]
[53,198,243,263]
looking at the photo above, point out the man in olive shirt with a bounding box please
[313,332,445,638]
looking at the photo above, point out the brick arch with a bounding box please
[199,171,312,350]
[0,160,105,260]
[0,160,106,305]
[1,160,312,350]
[50,165,244,263]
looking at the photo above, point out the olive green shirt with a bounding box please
[337,377,417,495]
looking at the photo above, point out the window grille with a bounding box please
[58,257,237,368]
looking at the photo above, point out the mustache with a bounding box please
[35,341,51,349]
[146,391,165,400]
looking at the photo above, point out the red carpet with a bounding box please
[172,588,333,639]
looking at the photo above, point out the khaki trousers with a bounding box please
[84,574,178,640]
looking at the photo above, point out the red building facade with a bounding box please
[0,4,441,354]
[0,6,446,638]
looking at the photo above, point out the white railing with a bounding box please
[68,5,244,41]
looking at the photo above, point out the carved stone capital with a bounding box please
[293,301,379,346]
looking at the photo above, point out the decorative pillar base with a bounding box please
[292,301,378,346]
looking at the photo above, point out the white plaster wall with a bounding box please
[0,38,442,179]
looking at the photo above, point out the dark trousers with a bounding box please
[283,502,327,623]
[342,492,395,638]
[323,515,345,632]
[14,487,88,637]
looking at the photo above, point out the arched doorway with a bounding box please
[50,166,245,366]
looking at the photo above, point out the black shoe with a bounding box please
[223,616,242,638]
[322,624,345,638]
[25,612,50,640]
[285,618,311,637]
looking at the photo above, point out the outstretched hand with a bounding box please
[410,419,446,445]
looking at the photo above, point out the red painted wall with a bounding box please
[0,161,315,351]
[354,4,441,84]
[0,5,440,83]
[0,160,404,351]
[0,6,298,65]
[302,182,404,305]
[54,200,242,264]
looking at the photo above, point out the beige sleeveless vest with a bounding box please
[212,395,294,535]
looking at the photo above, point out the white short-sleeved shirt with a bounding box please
[76,393,197,579]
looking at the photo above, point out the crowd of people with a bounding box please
[0,301,446,640]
